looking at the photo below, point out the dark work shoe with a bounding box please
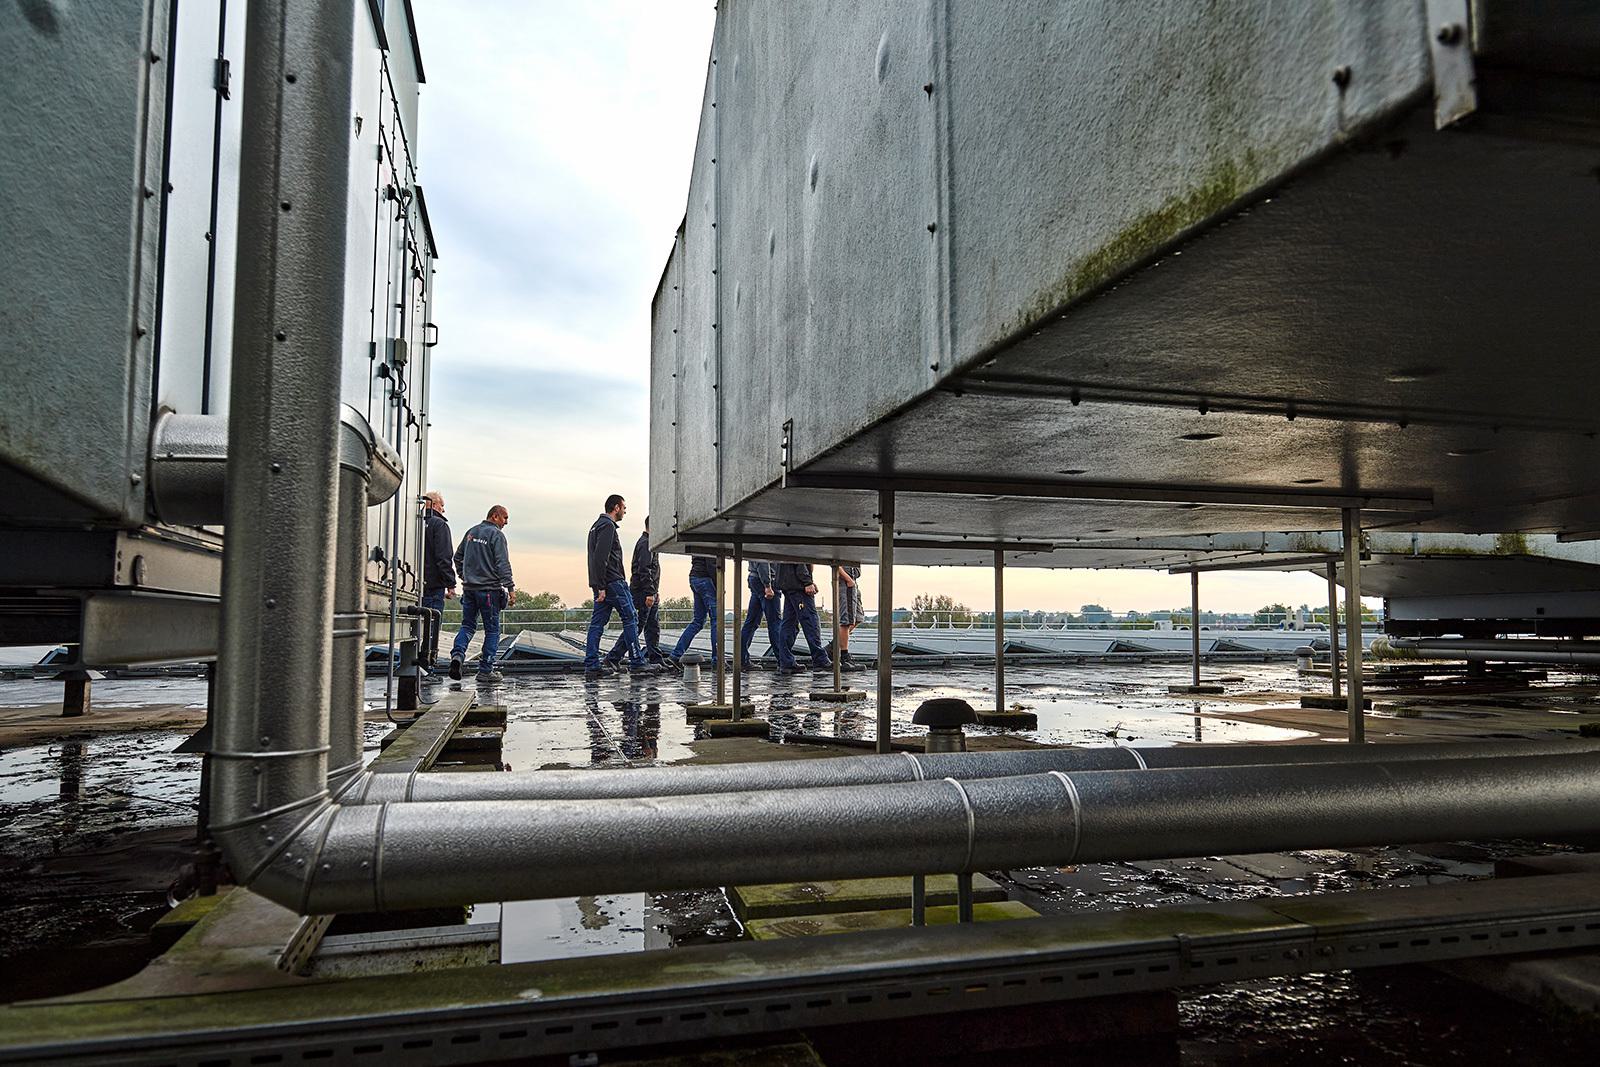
[476,670,504,684]
[448,658,463,681]
[629,662,664,676]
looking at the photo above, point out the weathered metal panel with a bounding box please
[672,59,722,538]
[942,0,1429,370]
[648,231,683,541]
[0,0,171,522]
[715,0,939,508]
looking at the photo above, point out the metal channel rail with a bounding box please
[5,872,1600,1065]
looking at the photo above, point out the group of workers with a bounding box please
[418,492,869,684]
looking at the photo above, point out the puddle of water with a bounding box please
[497,893,649,963]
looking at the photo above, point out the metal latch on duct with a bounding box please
[1424,0,1477,128]
[389,337,409,367]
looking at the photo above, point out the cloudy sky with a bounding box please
[411,2,1351,617]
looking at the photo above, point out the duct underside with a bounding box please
[354,739,1599,804]
[261,752,1600,914]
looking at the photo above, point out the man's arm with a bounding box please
[452,532,465,579]
[586,524,608,592]
[494,528,514,594]
[430,521,456,589]
[632,537,656,597]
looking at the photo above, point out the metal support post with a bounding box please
[994,549,1005,713]
[730,544,743,721]
[60,670,92,717]
[1343,508,1365,744]
[714,555,726,707]
[831,564,843,693]
[1326,561,1342,700]
[1190,570,1202,688]
[957,872,975,923]
[876,490,895,754]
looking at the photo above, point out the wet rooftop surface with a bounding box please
[2,664,1598,1060]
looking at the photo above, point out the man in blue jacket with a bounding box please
[420,491,456,676]
[584,494,657,679]
[448,505,514,683]
[739,560,793,669]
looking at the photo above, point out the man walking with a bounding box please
[834,563,867,671]
[448,505,514,683]
[584,495,655,679]
[420,491,455,676]
[671,554,722,665]
[739,559,792,669]
[777,561,832,671]
[608,515,664,666]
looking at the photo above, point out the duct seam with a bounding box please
[373,802,391,913]
[209,746,331,761]
[944,777,977,873]
[903,752,926,781]
[297,807,340,915]
[215,796,333,886]
[1125,748,1149,770]
[1048,771,1083,863]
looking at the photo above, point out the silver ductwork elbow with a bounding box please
[148,411,231,525]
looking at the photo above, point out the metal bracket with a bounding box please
[1425,0,1477,128]
[780,419,794,488]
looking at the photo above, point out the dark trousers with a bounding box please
[450,588,504,673]
[421,589,446,666]
[610,585,660,662]
[781,589,831,666]
[586,579,642,669]
[741,581,791,667]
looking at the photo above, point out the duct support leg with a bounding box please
[831,565,843,693]
[1326,561,1342,699]
[957,872,974,923]
[731,544,742,719]
[1191,571,1202,688]
[911,873,926,927]
[994,549,1006,713]
[60,670,91,717]
[1343,508,1365,744]
[876,489,895,754]
[714,557,726,707]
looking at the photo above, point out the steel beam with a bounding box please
[1167,552,1349,575]
[730,543,743,719]
[787,472,1433,513]
[994,549,1006,713]
[1326,561,1342,700]
[1190,571,1201,688]
[714,555,726,707]
[680,532,1053,553]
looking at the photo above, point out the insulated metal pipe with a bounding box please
[1388,637,1600,665]
[352,739,1600,804]
[281,751,1600,912]
[208,0,357,901]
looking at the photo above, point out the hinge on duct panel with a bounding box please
[1424,0,1478,128]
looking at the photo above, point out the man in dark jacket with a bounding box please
[584,494,655,678]
[448,505,515,683]
[607,515,664,665]
[420,491,456,675]
[671,554,722,663]
[777,561,832,670]
[739,560,792,669]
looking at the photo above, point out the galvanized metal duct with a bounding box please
[353,739,1600,804]
[1388,637,1600,665]
[148,411,230,526]
[253,751,1600,913]
[208,0,357,900]
[329,407,403,787]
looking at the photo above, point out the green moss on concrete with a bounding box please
[748,901,1039,940]
[731,875,1005,920]
[1494,533,1531,556]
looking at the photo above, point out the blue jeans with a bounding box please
[672,575,721,660]
[609,585,660,663]
[741,580,791,667]
[421,589,446,666]
[450,588,504,673]
[781,589,831,666]
[585,580,642,670]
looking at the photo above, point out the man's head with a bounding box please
[423,491,444,514]
[486,505,509,528]
[643,514,650,533]
[604,494,626,522]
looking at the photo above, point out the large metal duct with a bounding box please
[254,751,1600,913]
[353,739,1600,804]
[1388,637,1600,666]
[330,407,403,788]
[208,0,357,903]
